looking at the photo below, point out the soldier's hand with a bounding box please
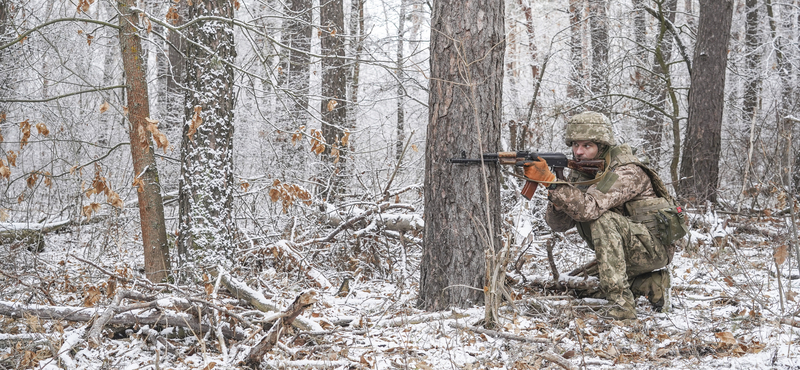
[523,157,556,184]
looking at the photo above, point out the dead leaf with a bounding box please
[188,106,203,140]
[99,101,110,113]
[0,160,10,180]
[326,99,338,112]
[787,290,797,302]
[19,120,31,149]
[132,178,145,193]
[0,209,8,222]
[145,117,169,152]
[84,285,102,307]
[715,331,737,346]
[35,122,49,136]
[775,245,788,265]
[26,172,38,188]
[7,150,17,166]
[723,276,735,287]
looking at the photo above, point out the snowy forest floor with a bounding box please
[1,208,800,370]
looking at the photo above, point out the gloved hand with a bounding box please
[523,157,556,184]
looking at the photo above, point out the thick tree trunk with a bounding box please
[419,0,504,311]
[178,0,237,266]
[118,0,170,283]
[678,0,733,204]
[588,0,609,112]
[319,0,348,200]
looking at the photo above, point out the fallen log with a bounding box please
[0,300,244,340]
[449,322,550,344]
[246,290,318,367]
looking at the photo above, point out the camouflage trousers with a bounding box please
[585,211,672,308]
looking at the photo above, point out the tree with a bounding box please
[588,0,609,111]
[678,0,733,204]
[418,0,504,311]
[286,0,312,127]
[567,0,584,100]
[319,0,348,200]
[118,0,171,282]
[177,0,237,268]
[161,0,187,129]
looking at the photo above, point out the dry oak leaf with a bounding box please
[83,285,102,307]
[99,101,110,113]
[188,106,203,140]
[0,209,8,222]
[26,172,38,188]
[19,120,31,149]
[0,160,10,180]
[6,151,17,167]
[714,331,738,346]
[35,122,49,136]
[326,99,338,112]
[145,117,169,153]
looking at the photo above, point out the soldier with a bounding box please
[524,111,685,320]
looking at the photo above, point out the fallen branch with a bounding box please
[0,300,244,340]
[246,290,318,367]
[540,350,578,370]
[374,310,466,328]
[219,272,322,331]
[449,322,550,344]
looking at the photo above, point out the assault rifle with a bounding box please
[449,151,605,200]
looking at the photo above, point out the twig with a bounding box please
[449,322,550,344]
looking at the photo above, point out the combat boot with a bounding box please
[630,269,671,312]
[600,301,637,320]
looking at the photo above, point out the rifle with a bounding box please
[449,151,605,200]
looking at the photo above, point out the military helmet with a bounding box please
[564,111,617,147]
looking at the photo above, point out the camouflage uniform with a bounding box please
[545,112,673,318]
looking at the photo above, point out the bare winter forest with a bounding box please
[1,0,799,368]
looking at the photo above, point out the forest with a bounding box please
[0,0,799,368]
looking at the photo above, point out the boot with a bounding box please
[599,301,637,320]
[630,269,671,312]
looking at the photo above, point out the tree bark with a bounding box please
[178,0,237,265]
[678,0,733,204]
[395,0,406,161]
[118,0,171,283]
[642,0,678,167]
[164,0,187,129]
[741,0,761,125]
[419,0,504,310]
[588,0,609,112]
[567,0,584,100]
[287,0,312,126]
[319,0,348,201]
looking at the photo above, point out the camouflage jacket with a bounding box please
[544,146,657,232]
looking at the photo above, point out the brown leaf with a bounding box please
[99,101,110,113]
[723,276,735,287]
[775,245,789,265]
[715,331,737,346]
[326,99,338,112]
[188,106,203,141]
[43,172,52,188]
[86,34,94,46]
[35,122,49,136]
[0,160,10,180]
[132,178,145,193]
[26,172,38,188]
[341,130,350,146]
[19,120,31,149]
[787,290,797,302]
[166,7,180,23]
[0,209,8,222]
[84,285,102,307]
[145,117,169,152]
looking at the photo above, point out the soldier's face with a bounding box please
[571,140,599,160]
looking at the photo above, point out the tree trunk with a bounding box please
[419,0,504,311]
[567,0,584,100]
[395,0,406,161]
[642,0,678,167]
[588,0,608,112]
[178,0,237,266]
[118,0,171,282]
[678,0,733,204]
[742,0,761,125]
[287,0,311,127]
[319,0,348,200]
[164,0,186,129]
